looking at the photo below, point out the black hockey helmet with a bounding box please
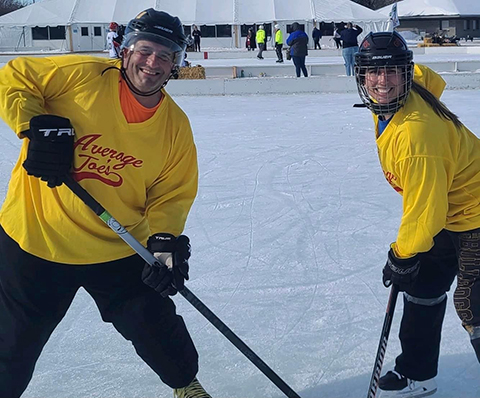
[354,31,414,116]
[122,8,187,66]
[355,31,413,67]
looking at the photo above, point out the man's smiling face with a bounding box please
[123,40,175,94]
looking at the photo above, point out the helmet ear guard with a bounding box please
[354,31,414,116]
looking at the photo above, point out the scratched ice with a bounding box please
[0,90,478,398]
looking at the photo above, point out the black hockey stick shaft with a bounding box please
[178,287,301,398]
[63,175,302,398]
[366,285,400,398]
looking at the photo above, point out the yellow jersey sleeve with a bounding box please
[393,155,453,258]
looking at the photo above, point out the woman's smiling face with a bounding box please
[364,66,405,105]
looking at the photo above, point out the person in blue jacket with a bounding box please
[286,22,309,77]
[339,22,363,76]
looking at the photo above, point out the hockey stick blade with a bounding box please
[353,103,367,108]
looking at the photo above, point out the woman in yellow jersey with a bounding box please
[355,31,480,398]
[0,9,211,398]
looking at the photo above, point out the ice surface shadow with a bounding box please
[278,353,479,398]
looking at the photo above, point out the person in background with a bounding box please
[312,24,322,50]
[333,24,342,49]
[274,24,284,63]
[246,28,252,50]
[256,24,266,59]
[286,22,308,77]
[185,33,195,51]
[106,22,120,58]
[113,24,126,50]
[0,8,211,398]
[354,31,480,398]
[192,24,201,52]
[246,27,256,51]
[182,52,191,67]
[339,22,362,76]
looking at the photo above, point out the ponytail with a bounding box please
[411,81,463,128]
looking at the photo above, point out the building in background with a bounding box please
[379,0,480,39]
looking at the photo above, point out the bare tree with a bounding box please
[351,0,401,10]
[0,0,28,16]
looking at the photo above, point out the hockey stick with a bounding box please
[63,174,302,398]
[366,284,400,398]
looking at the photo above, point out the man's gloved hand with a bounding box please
[22,115,75,188]
[382,247,420,291]
[142,233,190,297]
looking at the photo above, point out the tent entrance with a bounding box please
[73,24,105,51]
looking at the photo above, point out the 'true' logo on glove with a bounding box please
[39,128,75,138]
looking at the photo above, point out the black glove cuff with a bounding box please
[387,248,419,273]
[29,115,73,140]
[383,248,420,290]
[147,233,176,253]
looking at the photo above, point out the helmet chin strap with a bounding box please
[119,67,171,96]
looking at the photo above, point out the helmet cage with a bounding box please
[355,64,413,116]
[354,31,414,116]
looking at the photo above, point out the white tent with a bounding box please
[0,0,388,51]
[380,0,480,17]
[0,0,387,25]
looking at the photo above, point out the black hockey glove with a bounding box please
[22,115,75,188]
[142,233,190,297]
[382,248,420,291]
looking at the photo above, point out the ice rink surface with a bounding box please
[0,79,479,397]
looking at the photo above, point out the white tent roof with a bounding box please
[0,0,387,26]
[380,0,480,17]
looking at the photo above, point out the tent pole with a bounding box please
[67,25,74,52]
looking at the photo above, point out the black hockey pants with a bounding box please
[0,226,198,398]
[394,229,480,380]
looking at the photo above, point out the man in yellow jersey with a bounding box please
[354,31,480,398]
[0,8,211,398]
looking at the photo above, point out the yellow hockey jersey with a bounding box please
[0,55,198,264]
[374,64,480,258]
